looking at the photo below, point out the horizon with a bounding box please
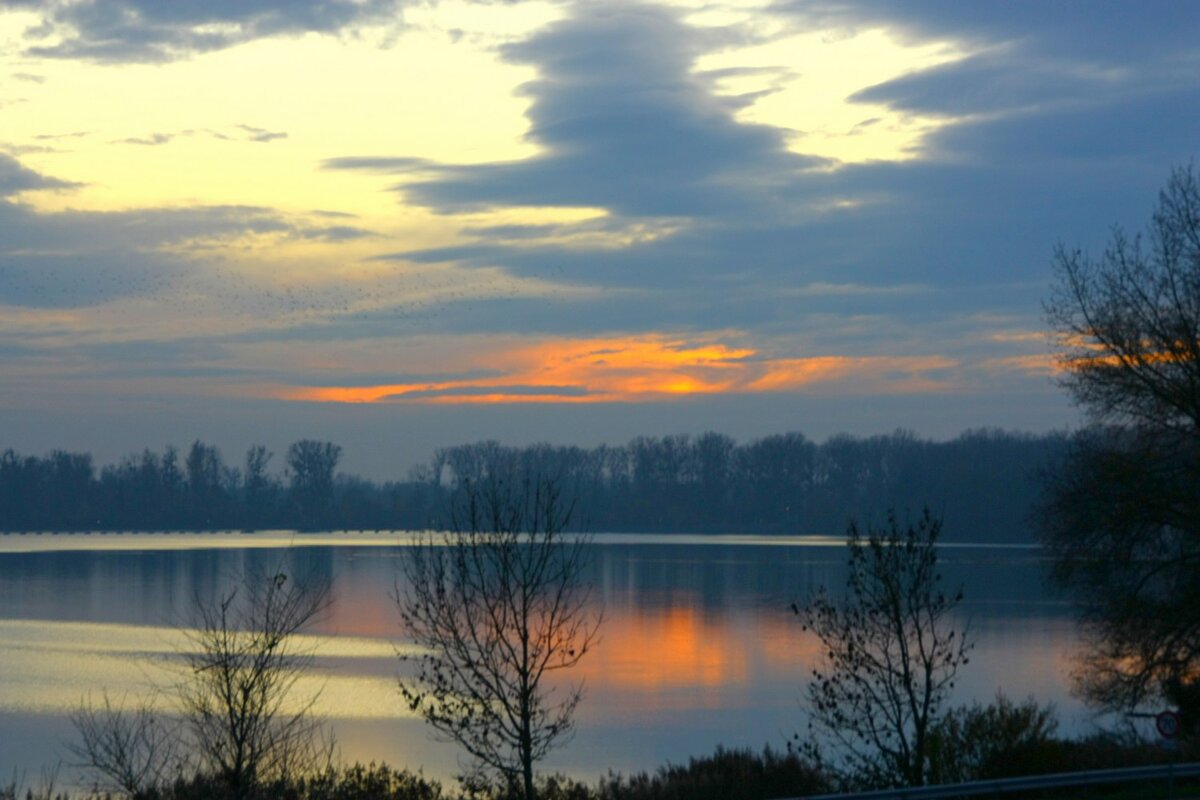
[3,419,1070,482]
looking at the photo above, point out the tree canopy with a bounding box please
[1042,164,1200,725]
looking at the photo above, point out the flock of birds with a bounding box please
[1,254,573,338]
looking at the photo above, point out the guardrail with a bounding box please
[773,761,1200,800]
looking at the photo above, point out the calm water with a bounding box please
[0,532,1088,786]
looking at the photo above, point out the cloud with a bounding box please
[11,0,404,64]
[849,51,1128,117]
[33,131,88,141]
[0,154,80,196]
[0,151,385,309]
[237,124,288,143]
[270,334,960,404]
[0,142,61,156]
[785,1,1200,162]
[294,224,378,241]
[117,132,176,146]
[328,2,824,219]
[3,1,1191,435]
[321,156,440,173]
[776,1,1200,62]
[113,126,290,147]
[0,158,301,307]
[320,0,1195,317]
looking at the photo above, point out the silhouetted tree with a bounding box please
[0,432,1067,537]
[179,570,332,799]
[1042,164,1200,726]
[396,471,601,800]
[185,440,229,528]
[243,445,277,530]
[286,440,342,530]
[67,691,184,796]
[792,509,972,788]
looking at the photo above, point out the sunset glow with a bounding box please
[2,0,1191,469]
[275,336,960,404]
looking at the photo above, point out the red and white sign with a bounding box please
[1156,710,1182,739]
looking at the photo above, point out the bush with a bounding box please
[929,694,1058,782]
[128,763,446,800]
[928,697,1200,791]
[593,746,828,800]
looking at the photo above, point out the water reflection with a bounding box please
[0,535,1086,785]
[0,619,406,719]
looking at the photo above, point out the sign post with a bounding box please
[1156,710,1183,800]
[1157,710,1182,740]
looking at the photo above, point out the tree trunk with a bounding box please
[521,717,535,800]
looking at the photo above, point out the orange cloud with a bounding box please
[272,335,960,405]
[980,353,1060,375]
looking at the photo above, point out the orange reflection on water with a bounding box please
[584,604,748,692]
[322,577,401,639]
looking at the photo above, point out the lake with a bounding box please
[0,532,1090,788]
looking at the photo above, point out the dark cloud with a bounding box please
[293,224,377,241]
[6,1,1195,387]
[0,153,388,308]
[329,2,824,219]
[924,86,1200,166]
[321,9,1179,348]
[117,132,176,146]
[237,124,288,143]
[372,1,1196,297]
[788,1,1200,149]
[0,142,61,156]
[33,131,88,141]
[0,154,80,195]
[776,1,1200,62]
[112,126,289,147]
[11,0,403,63]
[321,156,439,173]
[850,52,1127,117]
[382,384,590,401]
[0,169,296,307]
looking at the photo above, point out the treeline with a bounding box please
[0,429,1067,541]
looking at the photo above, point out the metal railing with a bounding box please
[774,761,1200,800]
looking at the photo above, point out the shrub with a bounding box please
[593,746,828,800]
[929,694,1058,782]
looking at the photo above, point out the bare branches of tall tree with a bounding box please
[179,570,333,798]
[67,569,332,799]
[1046,164,1200,434]
[67,691,183,796]
[1042,163,1200,727]
[793,509,972,789]
[396,472,601,800]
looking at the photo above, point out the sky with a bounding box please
[1,0,1197,478]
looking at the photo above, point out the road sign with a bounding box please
[1156,710,1182,739]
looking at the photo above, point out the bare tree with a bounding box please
[67,691,183,796]
[1046,164,1200,433]
[396,472,601,800]
[792,509,972,788]
[179,570,333,799]
[1043,163,1200,726]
